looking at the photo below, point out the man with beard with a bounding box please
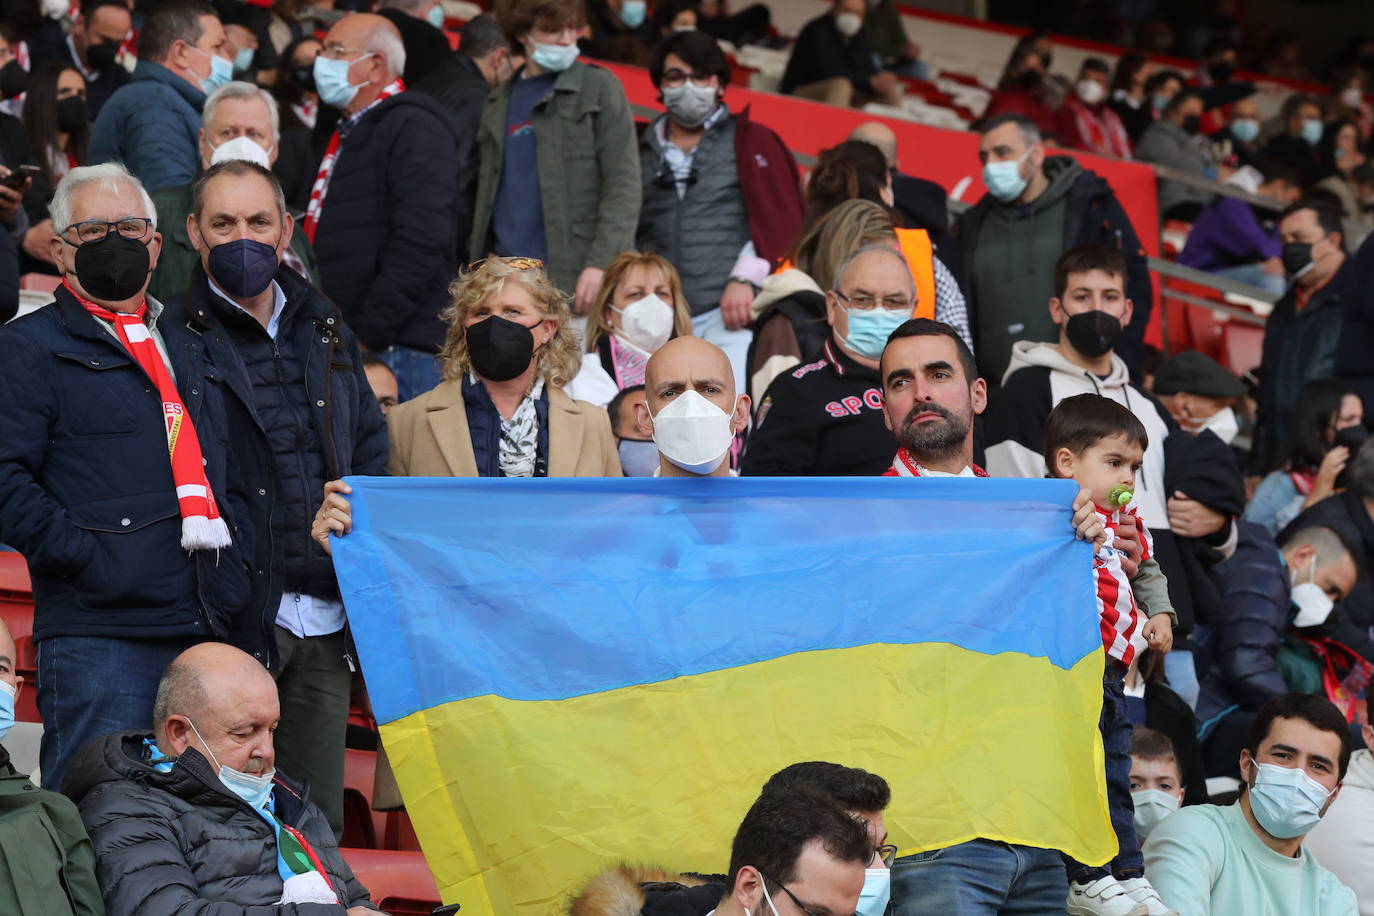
[742,246,914,476]
[878,317,1137,915]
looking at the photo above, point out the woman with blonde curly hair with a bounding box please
[374,257,620,479]
[566,250,694,407]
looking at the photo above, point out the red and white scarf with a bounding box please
[883,447,990,477]
[302,79,404,242]
[71,281,231,550]
[1070,99,1133,159]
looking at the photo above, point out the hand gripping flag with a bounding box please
[332,476,1114,914]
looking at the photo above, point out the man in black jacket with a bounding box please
[954,114,1152,385]
[168,159,388,839]
[414,13,517,266]
[779,0,900,109]
[0,163,249,792]
[306,12,460,402]
[27,0,133,119]
[1194,522,1358,777]
[63,642,377,915]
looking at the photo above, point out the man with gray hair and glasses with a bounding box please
[148,80,319,302]
[0,162,249,791]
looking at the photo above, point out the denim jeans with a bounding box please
[1063,665,1143,883]
[1214,263,1288,298]
[1164,648,1200,710]
[690,307,753,399]
[36,635,193,791]
[379,345,443,404]
[892,840,1068,915]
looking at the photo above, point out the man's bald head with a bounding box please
[157,643,280,774]
[849,122,898,170]
[635,336,751,474]
[0,618,18,693]
[153,643,275,732]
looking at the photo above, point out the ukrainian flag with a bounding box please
[333,476,1113,915]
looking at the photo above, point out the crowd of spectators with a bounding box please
[0,0,1373,914]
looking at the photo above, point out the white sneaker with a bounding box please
[1118,876,1180,916]
[1065,875,1149,916]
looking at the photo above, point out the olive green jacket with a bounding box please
[468,61,642,293]
[0,748,104,915]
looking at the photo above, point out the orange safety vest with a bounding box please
[775,228,937,318]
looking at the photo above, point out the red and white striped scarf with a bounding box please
[71,281,231,550]
[302,78,405,242]
[883,447,989,477]
[1071,100,1133,159]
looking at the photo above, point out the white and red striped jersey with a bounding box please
[1093,503,1151,666]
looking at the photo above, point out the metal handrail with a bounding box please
[1148,163,1288,211]
[1148,256,1279,307]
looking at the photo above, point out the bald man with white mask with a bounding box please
[61,642,379,915]
[635,336,751,476]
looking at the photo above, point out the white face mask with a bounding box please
[1130,788,1180,839]
[1343,87,1364,109]
[1076,78,1106,106]
[1291,554,1335,629]
[834,11,862,37]
[209,134,273,169]
[1199,405,1239,445]
[649,389,737,475]
[612,293,675,354]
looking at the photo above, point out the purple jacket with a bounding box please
[1177,196,1281,271]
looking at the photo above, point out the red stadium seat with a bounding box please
[343,748,388,849]
[341,848,442,915]
[18,273,60,295]
[1222,323,1265,376]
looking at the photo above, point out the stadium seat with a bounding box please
[1222,323,1265,376]
[340,848,442,915]
[18,273,60,295]
[343,747,388,849]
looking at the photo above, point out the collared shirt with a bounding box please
[66,34,99,82]
[656,103,727,200]
[88,294,175,381]
[208,277,288,340]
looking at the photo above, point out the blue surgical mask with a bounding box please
[1248,761,1332,838]
[0,680,14,743]
[620,0,647,27]
[233,45,256,73]
[617,438,660,476]
[857,867,891,916]
[1301,118,1324,146]
[313,52,372,109]
[1229,117,1259,144]
[839,302,914,360]
[427,3,445,28]
[188,717,276,810]
[529,40,579,73]
[983,151,1029,203]
[192,46,234,93]
[1151,93,1170,111]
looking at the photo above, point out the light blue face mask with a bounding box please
[839,301,914,360]
[193,46,234,93]
[0,680,14,744]
[427,3,445,28]
[1229,117,1259,144]
[983,151,1029,203]
[617,438,660,476]
[620,0,647,27]
[188,718,276,811]
[856,867,891,916]
[1301,118,1324,146]
[1248,760,1331,838]
[529,39,579,73]
[313,52,373,109]
[233,45,255,73]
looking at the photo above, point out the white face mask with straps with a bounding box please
[649,389,737,475]
[1291,554,1335,629]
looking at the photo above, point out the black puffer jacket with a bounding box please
[312,92,460,354]
[165,265,389,667]
[62,731,376,915]
[1195,521,1292,733]
[1280,490,1374,663]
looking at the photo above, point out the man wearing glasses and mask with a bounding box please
[0,163,248,793]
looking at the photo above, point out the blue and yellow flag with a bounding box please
[333,476,1113,915]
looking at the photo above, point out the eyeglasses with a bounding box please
[833,289,916,312]
[759,872,823,916]
[320,43,373,60]
[467,256,544,271]
[871,844,898,868]
[660,68,717,89]
[62,217,153,245]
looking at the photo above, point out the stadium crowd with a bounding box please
[0,0,1373,912]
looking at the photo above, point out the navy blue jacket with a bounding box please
[165,264,389,667]
[312,92,460,354]
[1195,522,1293,734]
[0,286,250,641]
[89,61,205,193]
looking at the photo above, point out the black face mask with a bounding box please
[1041,53,1053,70]
[1208,62,1235,83]
[1064,310,1123,360]
[466,315,536,382]
[87,41,120,72]
[291,64,316,92]
[1182,114,1202,135]
[1334,424,1369,490]
[56,95,89,133]
[1016,69,1043,90]
[0,60,27,101]
[1282,241,1314,278]
[72,233,152,302]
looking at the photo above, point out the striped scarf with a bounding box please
[302,78,405,241]
[72,280,231,550]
